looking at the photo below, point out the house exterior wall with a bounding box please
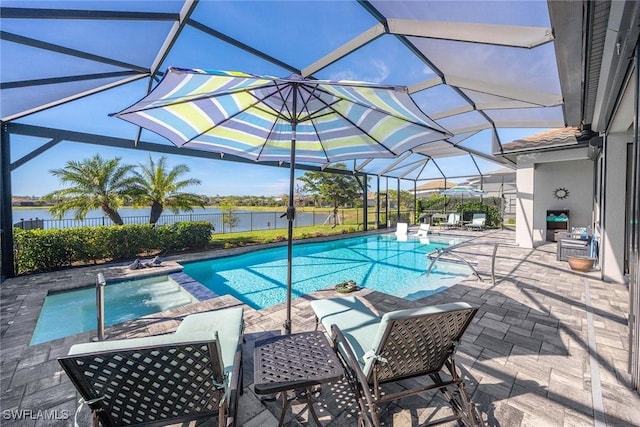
[600,133,629,283]
[535,160,594,236]
[515,148,593,248]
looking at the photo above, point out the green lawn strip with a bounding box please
[209,224,368,248]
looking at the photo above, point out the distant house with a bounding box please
[460,167,516,198]
[366,192,400,208]
[11,197,45,207]
[366,192,377,207]
[414,180,456,199]
[460,167,517,216]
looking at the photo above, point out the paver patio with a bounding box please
[1,228,639,426]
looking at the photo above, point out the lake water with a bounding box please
[11,207,337,232]
[13,207,221,221]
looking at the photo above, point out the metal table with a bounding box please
[253,331,344,426]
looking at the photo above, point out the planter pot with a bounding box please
[567,256,596,272]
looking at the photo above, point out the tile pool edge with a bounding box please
[29,273,215,346]
[168,272,219,301]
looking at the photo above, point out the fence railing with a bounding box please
[13,209,414,233]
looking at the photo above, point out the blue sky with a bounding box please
[6,1,557,197]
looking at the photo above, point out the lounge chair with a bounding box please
[443,213,461,229]
[310,297,482,427]
[395,222,409,241]
[466,213,486,231]
[58,307,244,427]
[416,223,430,236]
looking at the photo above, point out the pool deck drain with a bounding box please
[1,229,639,426]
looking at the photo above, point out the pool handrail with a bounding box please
[95,273,106,341]
[426,241,519,286]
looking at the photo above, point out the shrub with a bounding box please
[14,222,212,274]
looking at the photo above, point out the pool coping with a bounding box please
[29,270,217,346]
[169,272,219,301]
[2,229,484,350]
[0,260,186,350]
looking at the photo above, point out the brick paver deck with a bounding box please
[1,229,639,426]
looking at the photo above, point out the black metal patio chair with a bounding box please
[311,297,482,427]
[58,307,244,427]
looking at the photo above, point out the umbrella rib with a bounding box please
[244,81,300,129]
[173,83,300,148]
[297,84,332,162]
[295,83,448,135]
[255,82,297,161]
[296,84,396,156]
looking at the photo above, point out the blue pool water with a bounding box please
[31,275,196,345]
[183,234,470,310]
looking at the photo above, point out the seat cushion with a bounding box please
[67,330,217,356]
[69,307,243,376]
[560,238,589,248]
[310,297,381,367]
[175,306,244,373]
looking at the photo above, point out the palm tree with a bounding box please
[44,154,138,225]
[131,156,205,224]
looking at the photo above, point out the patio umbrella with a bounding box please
[440,185,486,220]
[113,67,450,333]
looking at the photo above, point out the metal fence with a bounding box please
[14,209,411,233]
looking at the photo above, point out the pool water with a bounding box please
[31,275,196,345]
[183,234,470,310]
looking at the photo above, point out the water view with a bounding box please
[12,207,334,233]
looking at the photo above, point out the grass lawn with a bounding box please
[209,223,368,248]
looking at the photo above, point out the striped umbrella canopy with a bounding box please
[113,67,450,333]
[440,185,487,198]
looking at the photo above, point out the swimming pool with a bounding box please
[30,275,196,345]
[183,234,470,310]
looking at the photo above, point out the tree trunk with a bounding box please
[150,201,163,224]
[102,206,123,225]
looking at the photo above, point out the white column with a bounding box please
[515,156,535,248]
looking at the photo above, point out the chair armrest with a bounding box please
[330,324,377,427]
[227,336,243,425]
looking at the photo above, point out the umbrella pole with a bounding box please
[284,149,295,335]
[284,86,298,335]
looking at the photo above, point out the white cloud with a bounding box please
[369,60,390,83]
[330,59,390,84]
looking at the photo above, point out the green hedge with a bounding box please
[14,222,213,274]
[457,201,502,227]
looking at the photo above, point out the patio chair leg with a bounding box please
[219,404,226,427]
[358,413,373,427]
[428,371,482,427]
